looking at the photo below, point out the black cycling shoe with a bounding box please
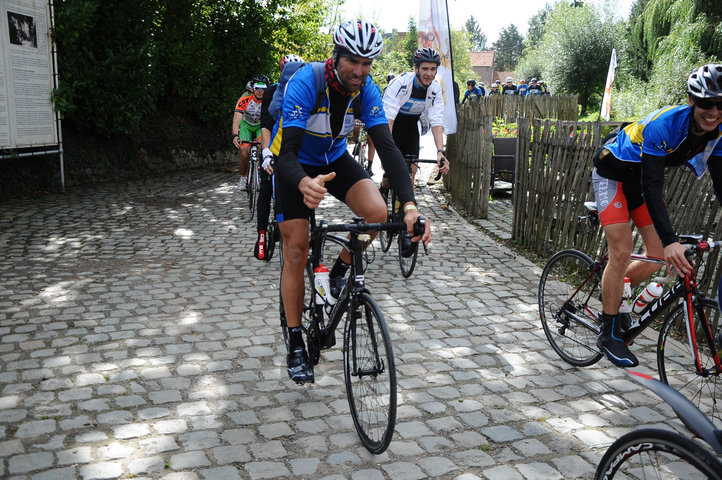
[287,347,314,384]
[400,234,417,258]
[329,275,346,302]
[597,314,639,368]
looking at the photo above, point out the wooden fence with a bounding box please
[466,94,579,122]
[515,118,722,294]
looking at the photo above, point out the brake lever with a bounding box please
[414,215,428,255]
[434,158,446,181]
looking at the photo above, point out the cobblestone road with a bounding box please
[0,163,687,480]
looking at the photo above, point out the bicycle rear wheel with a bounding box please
[379,189,394,253]
[538,249,604,366]
[398,232,418,278]
[594,428,721,479]
[343,292,397,454]
[247,164,258,221]
[657,297,722,426]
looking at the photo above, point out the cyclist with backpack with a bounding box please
[270,19,431,383]
[592,64,722,367]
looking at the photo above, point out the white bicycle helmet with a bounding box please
[687,64,722,98]
[333,19,384,59]
[279,54,304,72]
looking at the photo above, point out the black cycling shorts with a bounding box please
[274,151,371,222]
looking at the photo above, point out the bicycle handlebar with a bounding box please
[684,239,722,258]
[239,140,261,146]
[320,216,426,235]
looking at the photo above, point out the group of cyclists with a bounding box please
[462,76,548,102]
[231,18,722,381]
[231,19,449,382]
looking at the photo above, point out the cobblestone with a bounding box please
[0,143,695,479]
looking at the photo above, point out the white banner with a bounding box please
[0,0,58,149]
[418,0,457,134]
[600,48,617,121]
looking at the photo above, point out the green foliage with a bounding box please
[404,18,419,68]
[464,16,488,50]
[525,5,552,47]
[53,0,333,137]
[493,24,525,71]
[525,2,620,115]
[451,30,476,87]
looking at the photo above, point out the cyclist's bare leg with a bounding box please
[279,218,311,328]
[238,145,250,178]
[601,222,634,314]
[624,224,664,286]
[340,178,387,264]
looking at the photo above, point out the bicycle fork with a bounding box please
[349,296,385,378]
[681,294,722,377]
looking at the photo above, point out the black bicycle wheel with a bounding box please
[657,297,722,426]
[538,249,604,366]
[265,220,276,262]
[398,232,418,278]
[343,292,397,454]
[247,165,258,221]
[379,189,394,253]
[594,428,721,479]
[304,263,323,366]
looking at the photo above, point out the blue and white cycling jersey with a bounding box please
[269,64,388,166]
[606,105,722,177]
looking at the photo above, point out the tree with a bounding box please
[464,16,487,50]
[493,25,525,71]
[531,2,621,115]
[526,5,552,47]
[404,18,419,67]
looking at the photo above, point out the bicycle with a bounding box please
[240,139,261,221]
[379,154,442,278]
[278,213,425,453]
[595,370,722,479]
[351,120,372,175]
[538,201,722,422]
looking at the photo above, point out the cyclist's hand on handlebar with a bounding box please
[262,148,274,174]
[299,172,336,209]
[664,241,694,277]
[232,136,241,149]
[404,209,431,246]
[437,155,450,175]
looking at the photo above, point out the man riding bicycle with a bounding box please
[593,64,722,367]
[270,19,431,383]
[382,47,450,190]
[232,74,268,189]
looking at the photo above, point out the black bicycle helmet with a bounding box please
[386,73,395,82]
[413,47,441,66]
[467,79,476,86]
[687,64,722,98]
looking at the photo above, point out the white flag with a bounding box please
[600,48,617,121]
[418,0,457,134]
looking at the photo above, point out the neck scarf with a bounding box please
[324,58,354,97]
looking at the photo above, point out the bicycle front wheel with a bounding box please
[538,249,604,366]
[247,164,258,221]
[398,233,418,278]
[379,189,394,253]
[343,292,397,454]
[594,428,721,479]
[657,297,722,425]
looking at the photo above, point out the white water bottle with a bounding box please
[314,264,330,305]
[619,277,633,313]
[632,282,663,313]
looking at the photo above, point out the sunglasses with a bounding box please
[693,97,722,110]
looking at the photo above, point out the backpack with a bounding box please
[269,62,326,121]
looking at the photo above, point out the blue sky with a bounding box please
[340,0,636,44]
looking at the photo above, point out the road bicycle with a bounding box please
[240,139,261,221]
[278,213,425,453]
[595,370,722,479]
[538,201,722,423]
[351,120,373,175]
[379,154,442,278]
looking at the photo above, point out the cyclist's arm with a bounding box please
[367,124,414,205]
[231,112,243,147]
[431,125,449,174]
[276,126,307,187]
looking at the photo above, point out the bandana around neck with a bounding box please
[325,58,354,97]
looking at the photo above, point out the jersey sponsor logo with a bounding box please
[614,201,623,209]
[367,105,383,118]
[287,104,305,120]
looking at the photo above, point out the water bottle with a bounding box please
[619,277,633,313]
[314,264,330,305]
[632,282,663,313]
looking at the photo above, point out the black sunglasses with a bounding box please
[693,97,722,110]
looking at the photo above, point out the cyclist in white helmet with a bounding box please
[270,19,432,383]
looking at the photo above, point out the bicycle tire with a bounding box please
[304,262,323,366]
[247,164,258,221]
[398,232,418,278]
[379,189,394,253]
[265,220,276,262]
[343,291,397,454]
[594,428,721,479]
[657,297,722,426]
[538,249,604,366]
